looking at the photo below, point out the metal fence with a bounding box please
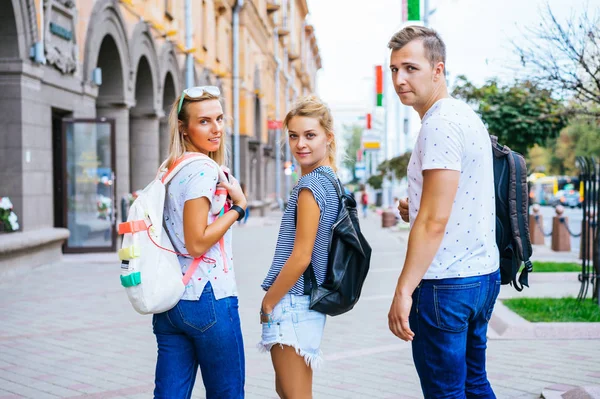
[576,156,600,304]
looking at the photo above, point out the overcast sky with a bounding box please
[307,0,599,109]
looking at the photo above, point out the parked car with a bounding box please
[554,190,582,208]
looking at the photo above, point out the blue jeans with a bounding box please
[409,269,501,399]
[153,283,245,399]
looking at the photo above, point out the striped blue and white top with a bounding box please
[262,166,340,295]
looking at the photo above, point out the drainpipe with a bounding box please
[184,0,194,88]
[274,18,282,209]
[232,0,244,179]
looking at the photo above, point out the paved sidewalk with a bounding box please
[0,211,599,398]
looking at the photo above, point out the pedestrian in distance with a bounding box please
[258,95,341,398]
[360,186,369,218]
[387,26,501,398]
[153,86,247,398]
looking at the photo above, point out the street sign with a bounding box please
[363,141,381,150]
[355,163,366,179]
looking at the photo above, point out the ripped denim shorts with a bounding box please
[257,293,326,369]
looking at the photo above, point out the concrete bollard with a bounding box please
[551,205,571,252]
[381,210,397,228]
[529,204,545,245]
[579,210,595,261]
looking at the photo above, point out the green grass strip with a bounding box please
[502,297,600,322]
[532,261,581,272]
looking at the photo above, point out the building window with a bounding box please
[202,0,209,52]
[165,0,174,20]
[216,15,220,63]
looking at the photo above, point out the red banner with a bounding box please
[267,120,283,130]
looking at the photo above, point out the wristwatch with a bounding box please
[230,204,245,222]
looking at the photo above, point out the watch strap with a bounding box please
[230,204,245,222]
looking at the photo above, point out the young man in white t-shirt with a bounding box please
[387,26,500,398]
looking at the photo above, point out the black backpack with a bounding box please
[300,171,372,316]
[491,136,533,291]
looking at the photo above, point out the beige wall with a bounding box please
[36,0,322,168]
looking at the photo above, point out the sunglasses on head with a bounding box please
[177,86,221,115]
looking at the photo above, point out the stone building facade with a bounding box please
[0,0,321,268]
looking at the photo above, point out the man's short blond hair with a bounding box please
[388,26,446,67]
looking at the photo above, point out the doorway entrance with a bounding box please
[59,118,117,252]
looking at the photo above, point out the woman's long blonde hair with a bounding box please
[283,95,338,172]
[164,92,227,169]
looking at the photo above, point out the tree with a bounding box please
[555,118,600,174]
[452,76,568,156]
[513,5,600,117]
[377,152,412,180]
[526,118,600,175]
[367,174,383,190]
[341,124,364,182]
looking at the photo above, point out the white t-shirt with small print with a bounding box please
[163,157,237,301]
[407,98,499,280]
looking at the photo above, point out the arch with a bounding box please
[83,0,130,104]
[159,72,177,161]
[132,56,155,113]
[129,21,161,114]
[1,0,37,61]
[96,35,125,104]
[158,41,182,110]
[162,72,177,114]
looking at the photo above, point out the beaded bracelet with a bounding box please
[260,309,273,327]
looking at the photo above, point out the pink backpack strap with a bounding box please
[219,237,228,273]
[161,153,208,184]
[182,257,203,285]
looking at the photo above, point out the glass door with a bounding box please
[62,119,116,252]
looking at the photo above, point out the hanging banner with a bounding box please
[267,120,283,130]
[402,0,420,22]
[375,65,383,107]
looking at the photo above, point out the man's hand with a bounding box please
[388,292,415,341]
[398,197,409,223]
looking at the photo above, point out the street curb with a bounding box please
[489,301,600,340]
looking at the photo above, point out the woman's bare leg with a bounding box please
[270,345,313,399]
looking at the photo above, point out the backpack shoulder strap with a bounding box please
[298,168,343,294]
[314,168,344,199]
[160,154,226,185]
[511,151,534,290]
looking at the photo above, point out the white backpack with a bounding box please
[118,153,229,315]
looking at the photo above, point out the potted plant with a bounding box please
[0,197,20,232]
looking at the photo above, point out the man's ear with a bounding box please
[433,62,445,82]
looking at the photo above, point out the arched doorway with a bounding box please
[0,0,22,204]
[94,33,130,208]
[84,0,131,203]
[0,0,20,59]
[129,56,158,191]
[128,22,160,192]
[160,72,176,162]
[0,0,31,227]
[97,36,124,101]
